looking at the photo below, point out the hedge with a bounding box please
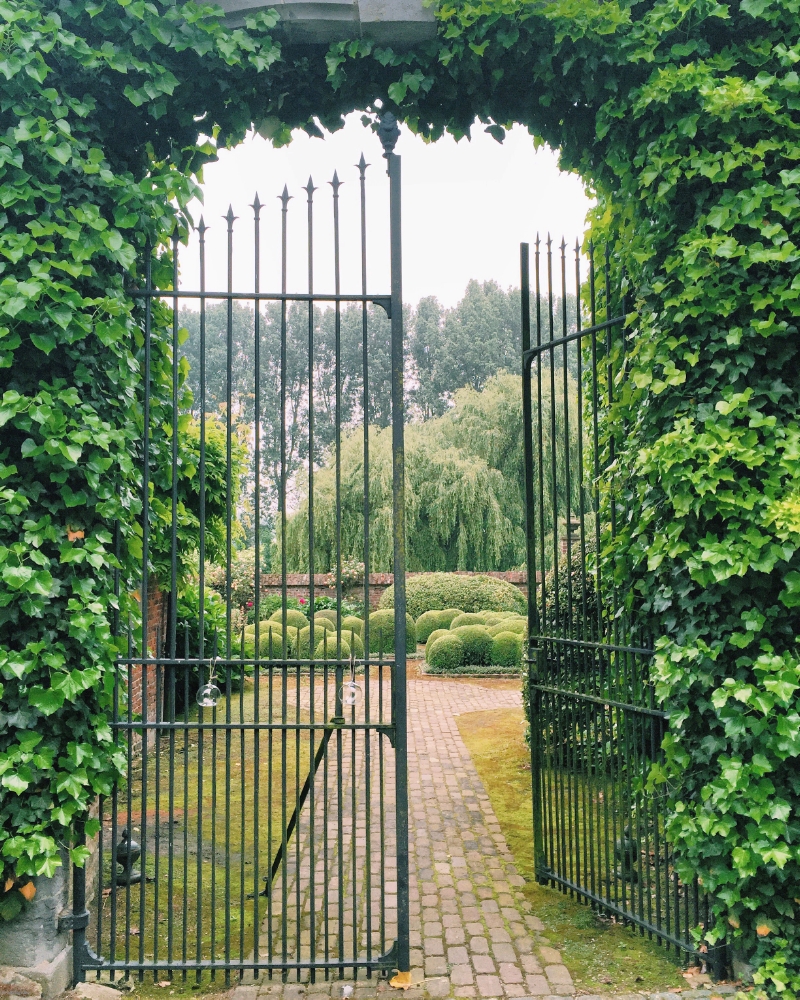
[269,608,309,630]
[416,610,450,643]
[491,632,523,669]
[379,574,525,618]
[451,625,494,666]
[450,612,487,630]
[425,629,451,661]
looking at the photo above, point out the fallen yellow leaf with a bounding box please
[756,924,771,937]
[4,879,14,893]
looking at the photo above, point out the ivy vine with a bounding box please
[0,1,798,994]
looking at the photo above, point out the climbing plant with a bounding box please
[0,0,798,993]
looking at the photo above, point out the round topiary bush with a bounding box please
[295,624,336,658]
[450,612,487,630]
[426,634,465,673]
[269,608,308,630]
[315,629,365,659]
[243,625,287,659]
[425,629,451,662]
[380,573,525,618]
[482,611,514,626]
[310,615,336,633]
[314,636,351,660]
[366,609,417,655]
[416,610,448,643]
[440,608,464,626]
[489,618,526,636]
[315,609,339,626]
[451,625,494,665]
[342,614,363,634]
[491,631,523,668]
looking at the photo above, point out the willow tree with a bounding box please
[280,371,580,573]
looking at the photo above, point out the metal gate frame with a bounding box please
[68,116,409,986]
[519,238,724,972]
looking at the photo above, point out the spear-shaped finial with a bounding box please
[224,204,237,228]
[304,176,317,200]
[329,170,342,195]
[197,216,208,238]
[560,236,567,253]
[251,192,262,215]
[356,153,369,177]
[535,233,540,250]
[278,185,291,210]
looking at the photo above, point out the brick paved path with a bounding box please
[237,674,579,1000]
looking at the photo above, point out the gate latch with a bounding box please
[58,908,90,933]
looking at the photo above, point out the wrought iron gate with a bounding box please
[70,120,409,985]
[520,238,721,969]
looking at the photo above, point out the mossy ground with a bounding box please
[456,704,686,995]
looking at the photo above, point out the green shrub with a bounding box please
[315,630,365,659]
[491,631,522,668]
[440,608,464,626]
[451,625,494,665]
[416,610,449,643]
[426,634,465,673]
[314,636,351,660]
[365,610,417,654]
[380,573,525,618]
[269,608,308,630]
[425,629,452,662]
[489,618,525,636]
[243,625,287,659]
[482,611,515,626]
[296,625,338,659]
[450,612,486,630]
[342,614,364,634]
[310,616,336,633]
[315,609,339,625]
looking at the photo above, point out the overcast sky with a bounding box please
[179,112,593,308]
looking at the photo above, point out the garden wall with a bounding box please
[259,570,529,609]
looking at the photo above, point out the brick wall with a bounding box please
[128,577,166,723]
[259,570,529,610]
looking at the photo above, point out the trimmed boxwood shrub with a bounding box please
[440,608,464,626]
[314,636,351,660]
[366,610,417,655]
[243,625,289,659]
[450,612,487,630]
[416,610,449,643]
[310,616,336,633]
[269,608,308,630]
[379,573,525,618]
[425,629,451,662]
[426,634,465,673]
[489,618,525,636]
[491,631,523,668]
[451,625,494,665]
[315,609,339,626]
[295,624,336,658]
[342,614,364,634]
[315,629,365,659]
[482,611,515,626]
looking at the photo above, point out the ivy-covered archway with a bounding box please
[1,0,798,993]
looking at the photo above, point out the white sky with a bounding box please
[179,112,593,308]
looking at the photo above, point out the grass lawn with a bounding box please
[456,705,686,994]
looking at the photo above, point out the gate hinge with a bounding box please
[58,908,90,933]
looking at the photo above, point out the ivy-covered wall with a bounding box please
[0,0,798,993]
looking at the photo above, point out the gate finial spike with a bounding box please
[224,204,237,227]
[560,236,567,253]
[304,176,317,199]
[535,233,540,250]
[197,216,207,237]
[329,170,342,194]
[251,192,262,214]
[356,153,369,176]
[546,232,552,250]
[279,185,291,209]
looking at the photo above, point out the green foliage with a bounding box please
[415,610,450,642]
[314,609,339,626]
[449,612,487,629]
[269,608,309,630]
[342,614,364,633]
[488,618,525,637]
[242,625,286,659]
[491,631,523,669]
[310,616,336,633]
[365,610,417,655]
[440,609,465,627]
[451,624,494,665]
[381,573,526,618]
[424,629,452,661]
[314,636,351,660]
[425,633,465,673]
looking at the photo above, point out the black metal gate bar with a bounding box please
[71,126,408,985]
[520,237,717,965]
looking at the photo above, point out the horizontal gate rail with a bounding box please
[520,236,721,971]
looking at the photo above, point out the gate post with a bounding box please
[380,111,410,983]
